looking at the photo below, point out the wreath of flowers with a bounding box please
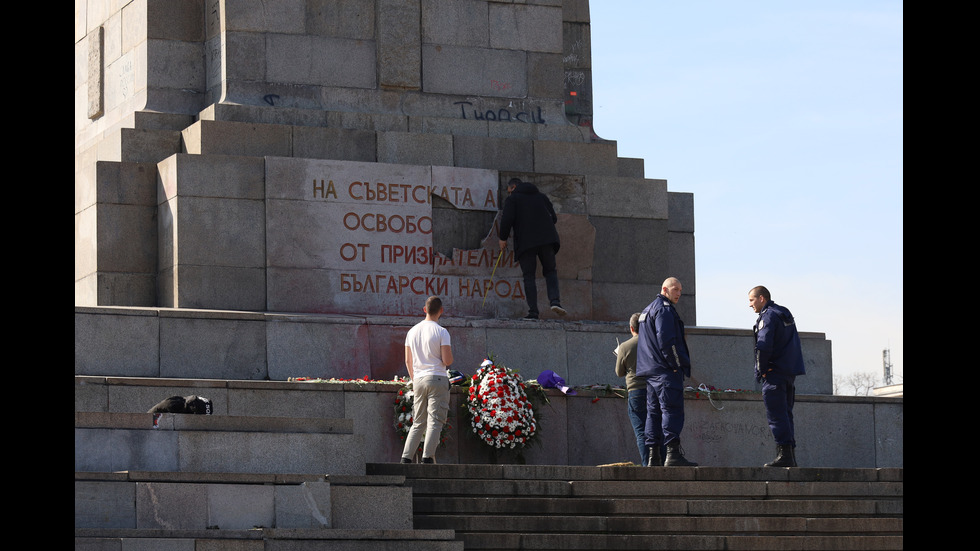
[393,383,414,434]
[392,380,452,448]
[466,358,537,449]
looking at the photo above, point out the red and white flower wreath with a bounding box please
[466,358,537,449]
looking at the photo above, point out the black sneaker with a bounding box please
[550,304,567,316]
[523,313,539,320]
[400,457,412,464]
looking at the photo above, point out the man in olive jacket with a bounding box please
[615,312,647,465]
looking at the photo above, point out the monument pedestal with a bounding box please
[76,0,829,386]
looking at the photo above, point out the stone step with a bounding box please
[74,528,464,551]
[197,102,594,144]
[366,463,903,551]
[187,106,614,177]
[75,375,382,421]
[75,411,364,475]
[366,462,904,484]
[75,410,354,433]
[77,111,192,166]
[374,463,903,513]
[402,477,903,500]
[75,374,902,470]
[455,532,904,551]
[75,470,413,531]
[73,308,836,397]
[414,513,903,534]
[412,496,903,518]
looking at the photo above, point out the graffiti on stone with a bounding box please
[453,101,546,124]
[690,418,774,444]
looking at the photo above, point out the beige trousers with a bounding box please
[401,374,450,461]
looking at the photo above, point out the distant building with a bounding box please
[873,384,903,397]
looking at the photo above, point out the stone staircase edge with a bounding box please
[75,470,409,487]
[74,527,460,541]
[456,532,904,548]
[365,462,904,483]
[75,410,355,434]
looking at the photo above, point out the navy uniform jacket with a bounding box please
[754,301,806,382]
[636,294,691,378]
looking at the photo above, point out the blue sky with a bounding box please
[588,2,903,385]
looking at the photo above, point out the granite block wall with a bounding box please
[75,372,903,468]
[75,306,833,395]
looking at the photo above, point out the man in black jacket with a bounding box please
[498,178,566,319]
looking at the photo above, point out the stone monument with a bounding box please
[76,0,692,320]
[75,0,831,393]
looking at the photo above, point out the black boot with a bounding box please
[764,444,796,467]
[664,440,698,466]
[646,446,662,467]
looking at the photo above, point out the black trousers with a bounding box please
[518,244,560,316]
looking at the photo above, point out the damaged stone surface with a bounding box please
[76,0,695,324]
[154,153,682,322]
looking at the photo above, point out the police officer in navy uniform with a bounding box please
[636,277,697,467]
[749,285,806,467]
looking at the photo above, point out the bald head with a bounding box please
[662,277,682,304]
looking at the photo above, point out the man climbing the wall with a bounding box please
[498,177,566,320]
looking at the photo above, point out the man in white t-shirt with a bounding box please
[401,296,454,463]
